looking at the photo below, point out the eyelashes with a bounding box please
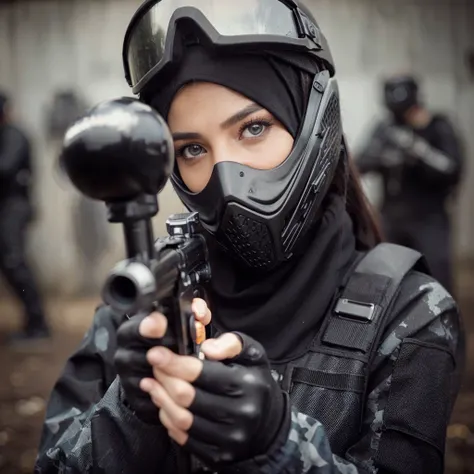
[175,116,275,161]
[175,144,204,160]
[175,143,205,161]
[238,117,275,139]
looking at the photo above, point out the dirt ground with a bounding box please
[0,297,99,473]
[0,277,473,474]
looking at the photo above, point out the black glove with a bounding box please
[115,311,175,424]
[184,333,289,468]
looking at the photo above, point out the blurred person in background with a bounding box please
[0,91,51,345]
[356,75,464,294]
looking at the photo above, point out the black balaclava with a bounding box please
[148,48,357,363]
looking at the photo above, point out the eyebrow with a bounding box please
[220,103,263,129]
[172,132,203,141]
[171,103,264,141]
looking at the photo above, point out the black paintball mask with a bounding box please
[384,75,420,122]
[123,0,345,271]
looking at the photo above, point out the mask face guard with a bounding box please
[171,71,343,268]
[123,0,335,94]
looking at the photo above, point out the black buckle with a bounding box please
[294,8,322,47]
[334,298,377,323]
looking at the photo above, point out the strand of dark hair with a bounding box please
[331,148,384,250]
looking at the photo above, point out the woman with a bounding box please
[35,1,463,473]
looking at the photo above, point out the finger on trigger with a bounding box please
[192,298,211,326]
[201,333,243,360]
[139,312,168,339]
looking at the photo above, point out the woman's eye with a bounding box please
[242,123,267,138]
[179,144,205,159]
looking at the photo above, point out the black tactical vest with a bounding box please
[273,243,427,456]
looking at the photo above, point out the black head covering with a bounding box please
[147,49,357,362]
[149,47,318,138]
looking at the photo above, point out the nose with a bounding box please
[211,142,233,166]
[210,141,245,167]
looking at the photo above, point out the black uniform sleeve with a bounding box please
[386,116,464,191]
[0,126,29,178]
[419,116,464,189]
[346,271,463,474]
[225,272,463,474]
[34,305,173,474]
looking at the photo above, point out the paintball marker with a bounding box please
[59,97,212,473]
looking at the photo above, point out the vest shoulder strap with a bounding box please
[317,243,426,357]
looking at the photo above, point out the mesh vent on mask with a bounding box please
[320,94,342,167]
[221,213,274,268]
[321,94,341,162]
[281,92,342,254]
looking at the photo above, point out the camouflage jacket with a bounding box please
[34,271,463,474]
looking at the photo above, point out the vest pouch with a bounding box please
[284,351,367,456]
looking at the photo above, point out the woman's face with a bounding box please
[168,82,294,193]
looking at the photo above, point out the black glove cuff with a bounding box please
[253,390,291,457]
[219,393,292,474]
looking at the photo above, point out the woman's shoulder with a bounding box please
[74,303,121,358]
[396,269,458,316]
[397,270,458,320]
[84,303,122,335]
[376,270,461,361]
[93,303,123,328]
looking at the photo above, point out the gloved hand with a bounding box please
[141,331,290,468]
[384,125,415,148]
[114,299,211,424]
[376,124,419,167]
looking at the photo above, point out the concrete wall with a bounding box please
[0,0,472,294]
